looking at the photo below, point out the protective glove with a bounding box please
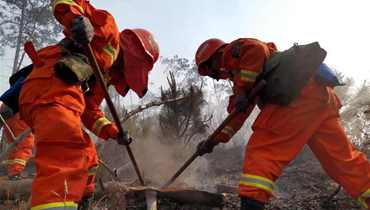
[196,139,219,156]
[70,16,94,45]
[235,94,249,113]
[116,130,132,145]
[0,103,14,129]
[99,123,118,140]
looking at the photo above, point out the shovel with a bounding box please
[84,44,145,185]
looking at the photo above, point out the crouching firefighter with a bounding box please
[194,38,370,210]
[6,0,161,209]
[0,64,34,180]
[1,112,34,180]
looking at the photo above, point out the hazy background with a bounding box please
[1,0,369,101]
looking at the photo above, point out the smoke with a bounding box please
[98,106,259,192]
[129,136,217,191]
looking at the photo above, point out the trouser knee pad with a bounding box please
[240,197,265,210]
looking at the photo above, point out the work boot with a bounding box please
[8,174,22,181]
[240,197,265,210]
[78,196,92,210]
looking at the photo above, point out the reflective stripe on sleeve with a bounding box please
[92,117,111,136]
[357,188,370,209]
[103,43,119,66]
[240,174,276,193]
[240,70,259,83]
[31,201,78,210]
[221,126,236,138]
[52,0,84,14]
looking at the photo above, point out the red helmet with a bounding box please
[128,29,160,63]
[195,38,227,76]
[119,28,160,98]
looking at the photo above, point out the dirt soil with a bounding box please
[0,145,364,209]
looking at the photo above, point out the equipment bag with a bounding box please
[54,53,94,84]
[0,65,34,113]
[260,42,327,106]
[9,64,33,86]
[0,77,25,113]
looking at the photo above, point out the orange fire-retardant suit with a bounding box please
[19,0,120,209]
[195,38,370,208]
[19,1,159,209]
[2,113,34,177]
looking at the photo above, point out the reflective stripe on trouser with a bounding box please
[3,159,27,176]
[357,189,370,209]
[3,158,27,166]
[31,201,78,210]
[240,81,370,203]
[240,174,275,194]
[21,104,92,207]
[4,113,34,176]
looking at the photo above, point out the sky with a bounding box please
[1,0,370,99]
[93,0,370,78]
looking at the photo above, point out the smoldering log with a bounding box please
[0,179,224,208]
[127,186,224,207]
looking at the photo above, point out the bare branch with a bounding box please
[122,96,189,122]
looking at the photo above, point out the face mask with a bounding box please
[121,32,153,98]
[208,67,230,80]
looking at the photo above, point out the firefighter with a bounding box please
[79,28,159,209]
[17,1,159,209]
[195,38,370,210]
[2,113,34,180]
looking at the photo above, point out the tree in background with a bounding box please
[161,55,204,88]
[337,80,370,151]
[0,0,62,73]
[158,72,210,145]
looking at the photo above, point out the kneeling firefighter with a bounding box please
[194,38,370,210]
[9,0,160,209]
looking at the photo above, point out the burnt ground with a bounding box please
[207,145,363,210]
[0,145,365,209]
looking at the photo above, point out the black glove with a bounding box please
[70,16,94,45]
[116,130,132,145]
[0,103,13,129]
[235,94,249,113]
[196,140,218,156]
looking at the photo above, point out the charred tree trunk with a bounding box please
[12,0,27,74]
